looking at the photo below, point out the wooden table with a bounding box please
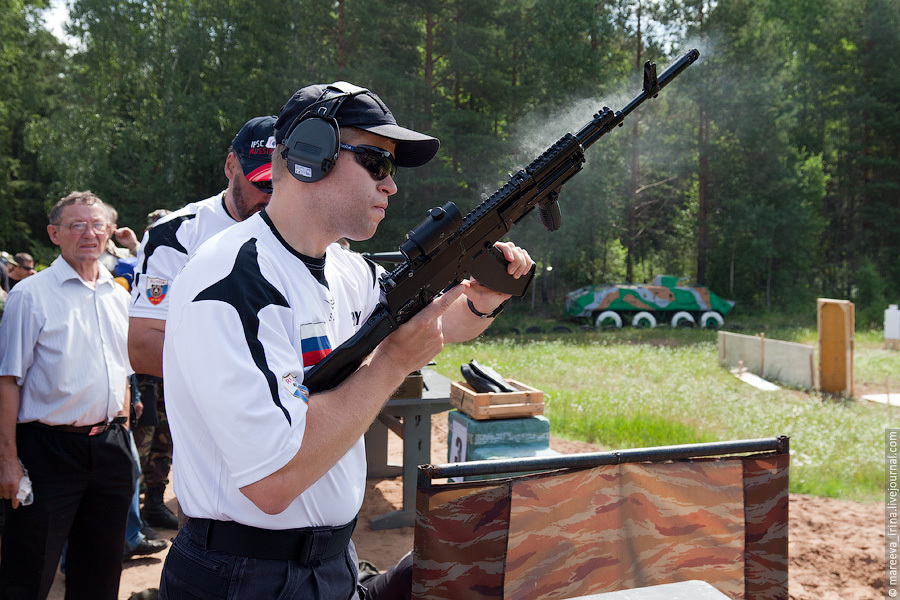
[365,368,452,529]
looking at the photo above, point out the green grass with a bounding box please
[433,321,900,503]
[856,331,900,387]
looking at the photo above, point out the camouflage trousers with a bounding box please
[133,375,172,489]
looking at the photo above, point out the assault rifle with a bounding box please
[305,49,700,393]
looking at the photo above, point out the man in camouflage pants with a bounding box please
[132,375,176,529]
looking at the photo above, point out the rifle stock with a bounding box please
[304,49,700,393]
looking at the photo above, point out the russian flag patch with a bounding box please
[300,322,332,367]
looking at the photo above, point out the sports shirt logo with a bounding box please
[146,277,168,305]
[281,372,310,404]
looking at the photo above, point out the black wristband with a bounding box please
[467,298,509,319]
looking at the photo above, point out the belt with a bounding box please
[29,416,127,436]
[189,516,357,564]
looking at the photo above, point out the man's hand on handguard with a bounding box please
[464,241,534,312]
[494,240,534,279]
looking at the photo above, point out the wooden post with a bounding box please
[810,353,816,392]
[818,299,854,397]
[719,330,726,364]
[759,333,765,379]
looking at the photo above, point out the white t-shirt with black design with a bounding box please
[163,210,383,529]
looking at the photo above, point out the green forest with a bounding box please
[2,0,898,323]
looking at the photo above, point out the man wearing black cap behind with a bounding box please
[158,82,533,599]
[128,115,276,531]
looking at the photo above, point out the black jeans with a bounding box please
[0,422,134,600]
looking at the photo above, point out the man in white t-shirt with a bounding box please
[128,115,276,529]
[158,82,533,599]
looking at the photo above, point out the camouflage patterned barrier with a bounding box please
[743,455,790,599]
[413,443,788,600]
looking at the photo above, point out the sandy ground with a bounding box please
[40,411,885,599]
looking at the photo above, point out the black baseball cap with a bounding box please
[231,116,277,182]
[274,82,440,168]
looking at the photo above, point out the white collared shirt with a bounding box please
[0,256,132,426]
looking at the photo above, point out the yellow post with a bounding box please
[817,298,854,397]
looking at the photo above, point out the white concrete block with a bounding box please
[886,304,900,340]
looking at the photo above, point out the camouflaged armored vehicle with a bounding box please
[564,275,735,328]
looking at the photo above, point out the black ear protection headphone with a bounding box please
[280,81,370,183]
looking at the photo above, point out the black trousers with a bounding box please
[160,519,363,599]
[0,422,134,600]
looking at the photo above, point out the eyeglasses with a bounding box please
[339,143,397,181]
[250,180,273,194]
[56,221,108,235]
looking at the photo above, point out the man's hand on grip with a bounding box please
[375,282,469,376]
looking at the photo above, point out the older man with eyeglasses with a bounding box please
[0,191,134,599]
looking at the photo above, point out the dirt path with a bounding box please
[42,411,885,599]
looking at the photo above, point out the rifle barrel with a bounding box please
[577,48,699,150]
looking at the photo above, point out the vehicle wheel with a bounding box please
[594,310,623,329]
[670,311,696,328]
[700,311,725,329]
[631,311,657,329]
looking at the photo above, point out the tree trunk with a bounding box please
[730,241,736,296]
[423,11,435,130]
[337,0,346,70]
[626,1,642,284]
[696,0,709,285]
[541,263,550,305]
[697,103,709,285]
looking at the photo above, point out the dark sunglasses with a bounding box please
[339,143,397,181]
[250,180,273,194]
